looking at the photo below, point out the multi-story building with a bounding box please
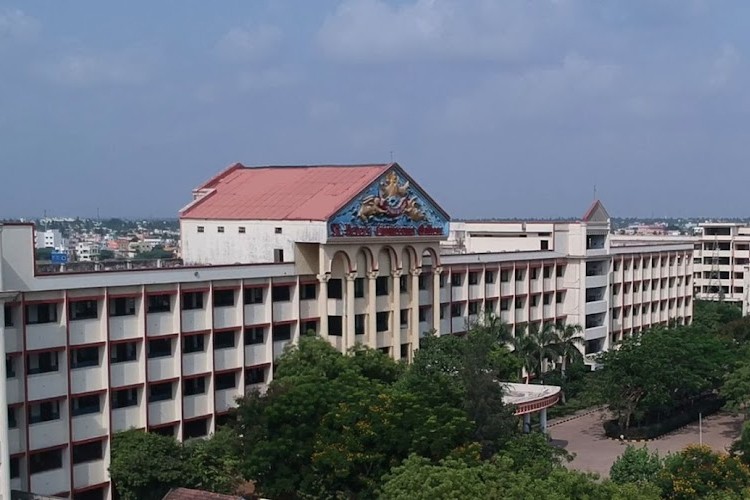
[0,162,693,499]
[35,230,65,251]
[75,244,100,263]
[692,222,750,304]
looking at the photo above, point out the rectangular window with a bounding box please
[354,278,365,298]
[399,274,409,292]
[10,457,19,479]
[300,283,317,300]
[451,303,463,317]
[272,285,291,302]
[147,338,172,358]
[110,297,136,317]
[303,319,317,336]
[328,279,343,299]
[556,292,564,304]
[27,351,59,375]
[246,367,265,385]
[184,418,209,439]
[556,266,565,278]
[238,227,246,234]
[149,382,173,402]
[70,346,99,369]
[541,240,549,250]
[8,406,17,428]
[6,355,15,378]
[418,307,428,322]
[328,316,343,336]
[214,331,236,349]
[355,314,366,335]
[485,271,495,284]
[183,377,206,396]
[543,293,552,305]
[439,274,447,288]
[244,287,264,304]
[215,372,237,390]
[72,440,103,464]
[217,226,225,233]
[451,273,463,286]
[530,268,539,280]
[468,302,479,315]
[530,295,539,307]
[500,270,510,283]
[147,294,171,313]
[71,394,101,417]
[376,276,389,296]
[197,226,204,233]
[213,289,235,307]
[500,299,510,311]
[110,342,137,363]
[515,270,525,281]
[182,291,204,310]
[4,304,12,327]
[30,449,63,474]
[272,324,292,342]
[183,334,205,353]
[543,266,552,279]
[275,227,282,234]
[468,272,479,285]
[440,304,447,319]
[112,388,138,409]
[244,327,265,345]
[25,303,58,325]
[376,312,390,332]
[273,249,284,263]
[400,309,409,327]
[515,297,525,309]
[69,300,98,321]
[28,400,60,424]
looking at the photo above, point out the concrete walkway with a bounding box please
[549,409,744,477]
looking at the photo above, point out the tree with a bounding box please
[526,322,559,384]
[731,421,750,466]
[510,330,537,383]
[723,361,750,416]
[109,430,186,500]
[183,428,244,494]
[555,323,584,384]
[610,446,663,485]
[655,445,750,499]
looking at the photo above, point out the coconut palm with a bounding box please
[555,323,584,381]
[510,330,536,383]
[526,322,561,384]
[471,310,513,344]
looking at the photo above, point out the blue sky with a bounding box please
[2,0,750,219]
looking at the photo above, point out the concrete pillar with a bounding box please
[410,268,421,357]
[523,413,531,434]
[345,272,356,351]
[540,408,548,435]
[432,267,443,335]
[316,274,330,339]
[391,270,402,360]
[0,299,10,500]
[367,271,378,349]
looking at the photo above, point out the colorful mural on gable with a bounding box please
[328,169,449,238]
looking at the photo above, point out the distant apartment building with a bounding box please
[75,243,100,262]
[0,162,694,499]
[691,222,750,304]
[34,230,65,250]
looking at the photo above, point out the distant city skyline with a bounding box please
[2,1,750,219]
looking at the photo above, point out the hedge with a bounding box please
[603,396,725,441]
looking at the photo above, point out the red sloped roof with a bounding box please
[180,163,393,221]
[162,487,243,500]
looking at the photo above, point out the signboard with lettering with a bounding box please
[51,252,68,264]
[328,168,449,238]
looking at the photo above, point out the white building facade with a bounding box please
[35,230,65,251]
[0,163,694,499]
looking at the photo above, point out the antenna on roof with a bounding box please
[593,185,597,200]
[389,150,394,162]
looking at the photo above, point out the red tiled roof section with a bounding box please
[162,487,243,500]
[181,163,393,221]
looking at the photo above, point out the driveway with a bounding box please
[548,409,744,477]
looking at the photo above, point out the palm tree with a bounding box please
[526,322,560,384]
[472,310,513,344]
[555,323,584,381]
[510,330,536,383]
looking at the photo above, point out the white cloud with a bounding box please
[216,25,281,62]
[0,8,39,44]
[317,0,569,63]
[237,67,298,92]
[37,50,151,87]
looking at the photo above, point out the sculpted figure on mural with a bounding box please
[357,171,425,222]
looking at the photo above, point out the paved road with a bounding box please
[548,409,744,477]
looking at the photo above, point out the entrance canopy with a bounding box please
[501,382,561,416]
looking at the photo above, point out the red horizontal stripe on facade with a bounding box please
[70,388,107,398]
[67,295,105,303]
[183,414,211,423]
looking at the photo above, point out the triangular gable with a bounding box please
[582,200,610,223]
[327,164,450,238]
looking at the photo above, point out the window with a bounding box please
[376,277,389,296]
[500,299,510,311]
[244,327,265,345]
[543,266,552,279]
[451,303,463,317]
[110,342,137,363]
[468,302,479,315]
[214,331,236,349]
[110,297,136,317]
[418,307,428,322]
[530,268,538,280]
[400,309,409,327]
[468,272,479,285]
[275,227,282,234]
[10,457,19,479]
[213,289,235,307]
[148,338,172,358]
[418,275,428,290]
[401,344,410,359]
[500,270,511,283]
[451,273,463,286]
[354,278,365,298]
[184,418,208,439]
[246,367,265,385]
[149,382,173,402]
[147,294,171,313]
[440,304,447,319]
[439,274,446,288]
[182,291,204,310]
[515,297,525,309]
[152,425,176,437]
[69,300,98,321]
[272,285,291,302]
[73,441,103,464]
[541,240,549,250]
[8,406,17,428]
[6,356,15,378]
[217,226,225,233]
[556,266,565,278]
[244,287,264,304]
[27,351,59,375]
[272,324,292,341]
[556,292,564,304]
[273,249,284,263]
[70,346,99,369]
[71,394,101,416]
[197,226,205,233]
[328,279,343,299]
[355,314,366,335]
[303,320,317,336]
[238,226,246,234]
[530,295,539,307]
[300,283,317,300]
[4,304,13,327]
[543,293,552,305]
[183,377,206,396]
[215,372,237,390]
[112,388,138,409]
[328,316,343,336]
[515,270,525,281]
[28,400,60,424]
[29,449,63,474]
[376,312,390,332]
[485,271,495,284]
[183,334,205,353]
[399,274,409,292]
[25,303,58,325]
